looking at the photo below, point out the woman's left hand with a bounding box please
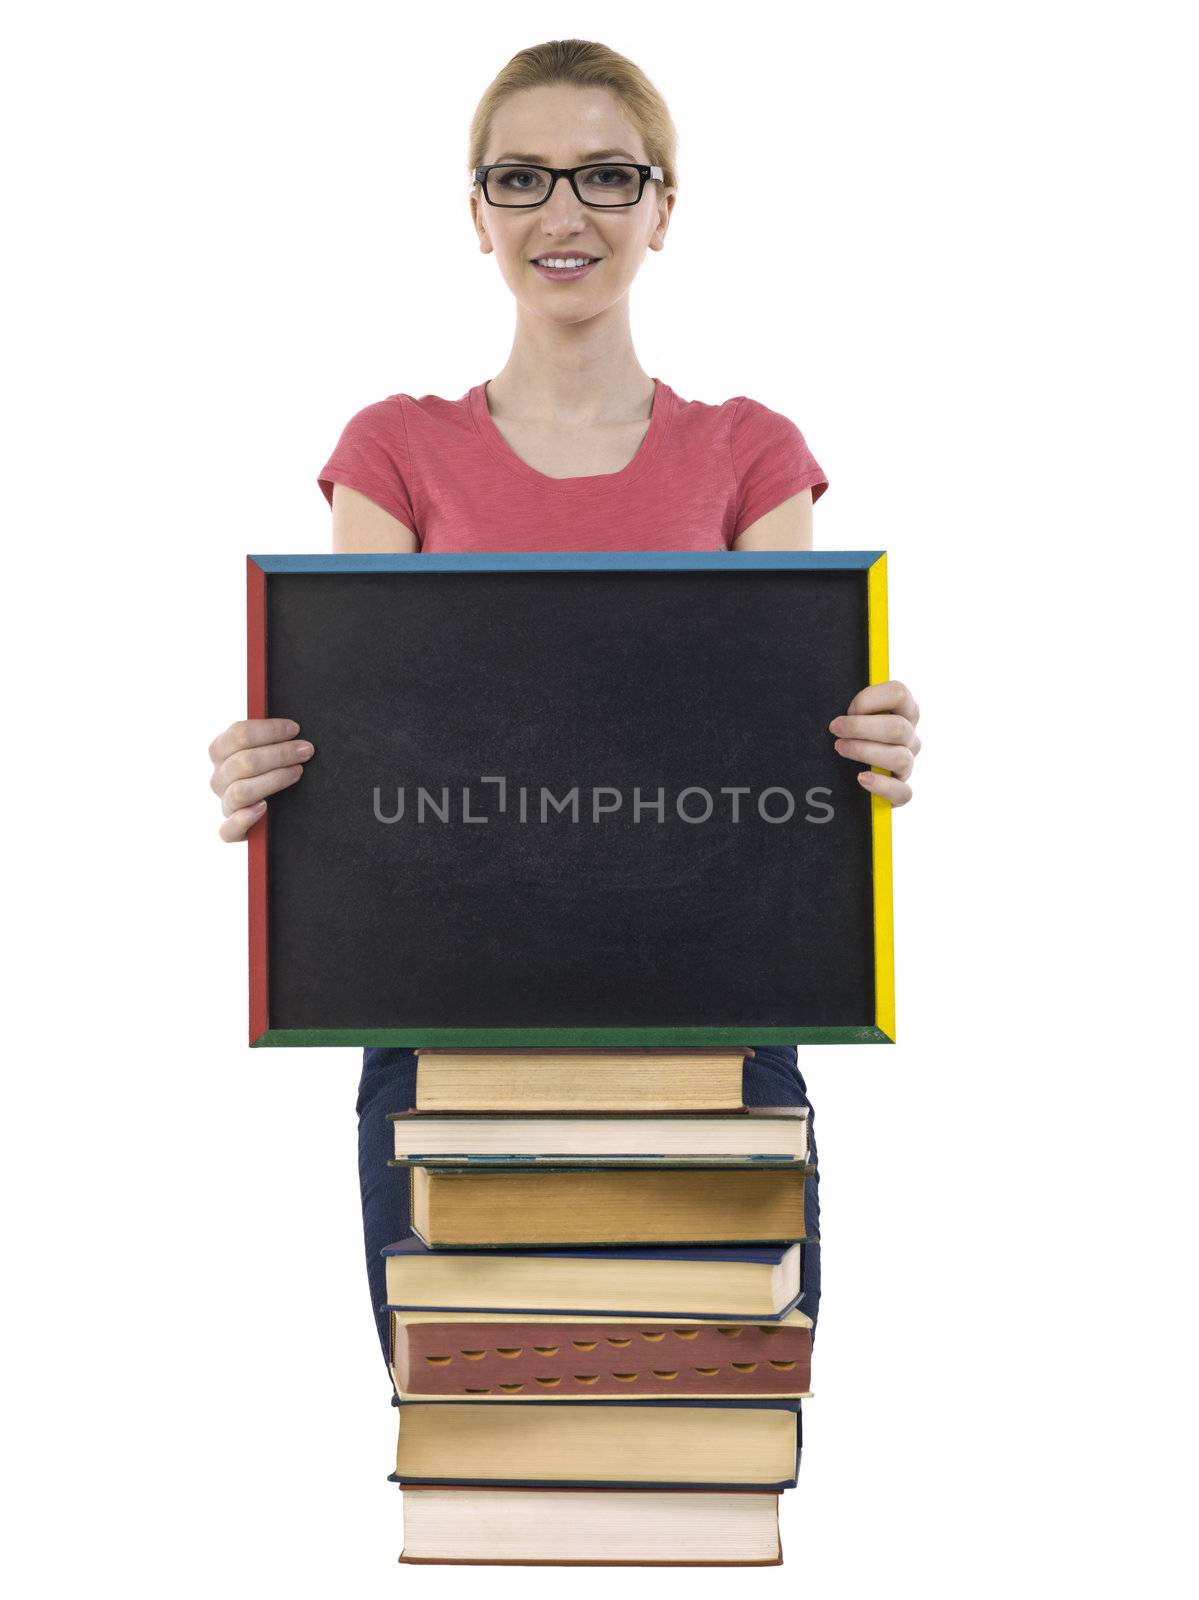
[829,680,921,807]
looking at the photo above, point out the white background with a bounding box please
[5,2,1195,1594]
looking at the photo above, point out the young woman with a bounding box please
[207,39,922,1388]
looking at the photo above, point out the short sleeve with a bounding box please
[730,397,829,541]
[317,396,420,541]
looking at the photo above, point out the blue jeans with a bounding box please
[356,1046,820,1394]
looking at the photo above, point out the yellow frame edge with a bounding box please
[867,553,896,1041]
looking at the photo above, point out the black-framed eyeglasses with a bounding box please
[473,162,665,209]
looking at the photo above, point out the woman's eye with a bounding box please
[581,166,636,192]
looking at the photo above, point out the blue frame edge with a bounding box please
[248,551,884,573]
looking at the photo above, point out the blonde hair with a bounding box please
[468,39,678,193]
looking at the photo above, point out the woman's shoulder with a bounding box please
[666,382,802,429]
[319,387,474,480]
[338,386,476,435]
[665,383,828,505]
[317,386,481,528]
[665,383,813,447]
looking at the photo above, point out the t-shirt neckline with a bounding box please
[467,377,673,493]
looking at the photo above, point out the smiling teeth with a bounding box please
[537,258,592,268]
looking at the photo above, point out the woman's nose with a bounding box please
[540,175,587,222]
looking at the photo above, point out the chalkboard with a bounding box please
[246,552,893,1047]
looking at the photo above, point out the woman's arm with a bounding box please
[331,482,420,553]
[732,487,814,551]
[731,488,921,807]
[206,483,419,842]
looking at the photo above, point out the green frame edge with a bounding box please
[252,1025,893,1047]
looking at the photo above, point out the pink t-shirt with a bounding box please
[317,378,828,553]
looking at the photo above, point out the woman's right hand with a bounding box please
[208,718,315,842]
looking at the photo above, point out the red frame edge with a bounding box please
[246,557,269,1044]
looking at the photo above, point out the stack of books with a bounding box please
[381,1046,817,1566]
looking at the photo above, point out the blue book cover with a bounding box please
[383,1238,798,1264]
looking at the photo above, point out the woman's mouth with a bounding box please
[531,256,600,281]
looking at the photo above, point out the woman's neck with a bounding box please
[486,318,655,427]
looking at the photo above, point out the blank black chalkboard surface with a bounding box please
[246,552,893,1048]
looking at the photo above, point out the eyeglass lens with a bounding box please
[488,164,643,206]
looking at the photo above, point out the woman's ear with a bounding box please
[648,187,677,252]
[469,190,493,254]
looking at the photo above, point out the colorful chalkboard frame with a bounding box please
[247,551,893,1048]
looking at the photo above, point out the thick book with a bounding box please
[388,1106,808,1164]
[390,1399,802,1489]
[399,1486,782,1565]
[383,1237,804,1319]
[389,1306,812,1400]
[413,1048,754,1112]
[408,1163,812,1247]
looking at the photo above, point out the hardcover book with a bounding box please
[390,1399,803,1489]
[383,1237,806,1319]
[399,1485,783,1565]
[412,1048,755,1112]
[388,1106,809,1164]
[408,1164,812,1247]
[389,1308,812,1400]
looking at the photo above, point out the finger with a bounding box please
[857,770,912,807]
[221,759,308,817]
[208,717,302,765]
[210,735,315,797]
[834,738,916,779]
[843,681,919,726]
[219,800,268,842]
[828,712,918,748]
